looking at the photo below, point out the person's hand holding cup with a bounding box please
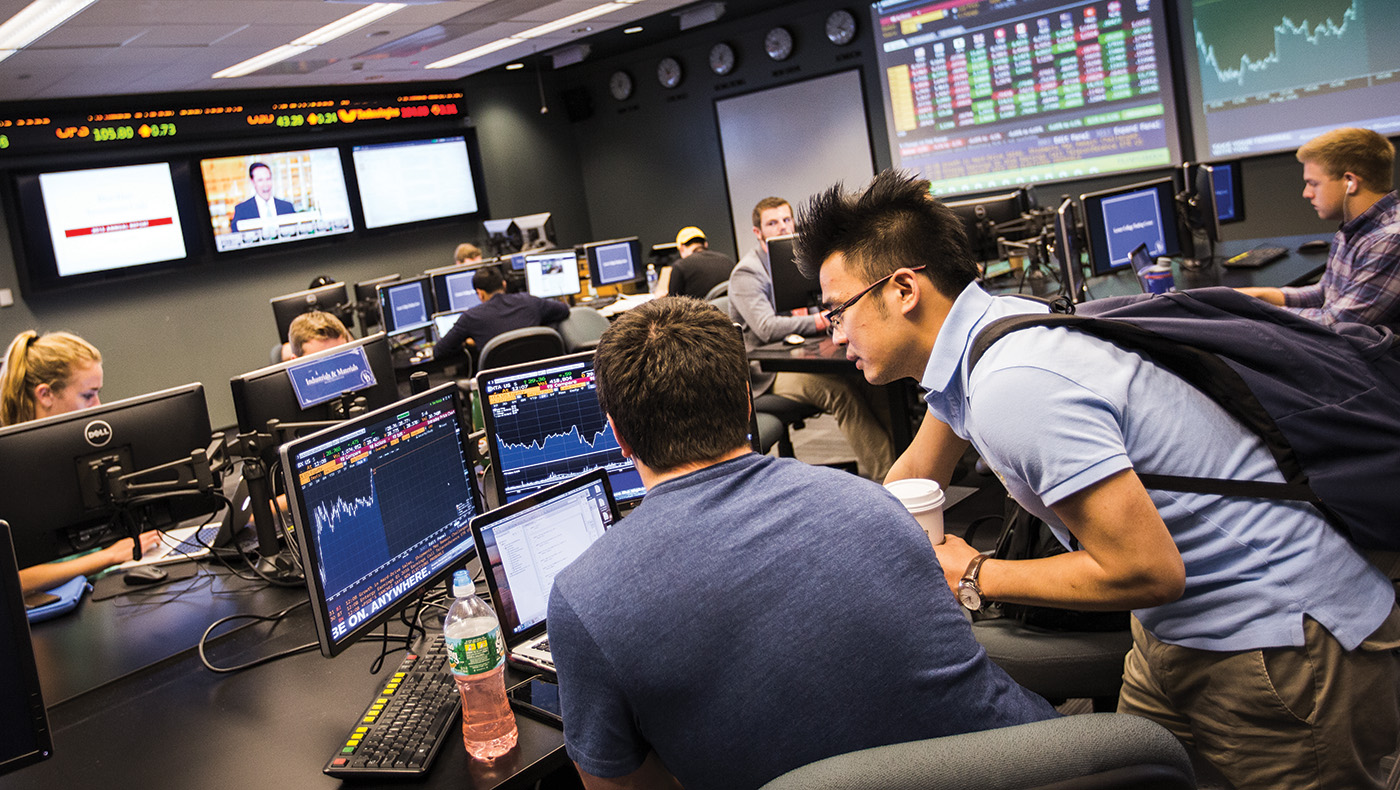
[883,478,947,546]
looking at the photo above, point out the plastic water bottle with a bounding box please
[646,263,658,293]
[444,570,518,761]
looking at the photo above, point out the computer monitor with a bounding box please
[230,332,400,438]
[582,237,645,288]
[1209,160,1245,225]
[1053,197,1085,304]
[279,383,482,657]
[425,262,488,313]
[269,281,352,343]
[0,384,219,569]
[353,274,399,333]
[943,189,1032,263]
[351,136,480,230]
[1080,177,1183,277]
[1181,162,1223,244]
[482,218,520,256]
[512,212,556,251]
[767,234,821,315]
[376,277,435,336]
[476,352,646,509]
[0,522,51,777]
[523,249,582,299]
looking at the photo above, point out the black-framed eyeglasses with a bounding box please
[822,265,926,336]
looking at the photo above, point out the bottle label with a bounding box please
[446,626,505,676]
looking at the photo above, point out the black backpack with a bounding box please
[968,287,1400,551]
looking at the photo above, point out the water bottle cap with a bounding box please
[452,569,473,597]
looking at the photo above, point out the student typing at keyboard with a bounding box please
[2,330,161,595]
[1236,127,1400,331]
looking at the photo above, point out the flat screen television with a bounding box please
[200,148,354,253]
[351,136,481,229]
[1080,176,1183,277]
[1178,0,1400,159]
[10,161,203,292]
[0,383,218,569]
[870,0,1184,196]
[280,383,481,657]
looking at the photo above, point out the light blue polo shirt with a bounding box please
[922,283,1394,651]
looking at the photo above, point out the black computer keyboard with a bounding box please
[1223,244,1288,269]
[324,635,461,779]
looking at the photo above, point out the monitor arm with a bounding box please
[99,433,224,561]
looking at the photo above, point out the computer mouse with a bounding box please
[783,333,806,346]
[123,565,169,586]
[1298,239,1330,253]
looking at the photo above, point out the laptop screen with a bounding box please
[470,470,616,639]
[477,352,646,507]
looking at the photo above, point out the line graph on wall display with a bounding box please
[1188,0,1400,157]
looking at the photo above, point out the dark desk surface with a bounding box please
[19,562,568,789]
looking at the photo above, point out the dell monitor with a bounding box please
[376,277,435,336]
[426,262,488,313]
[943,189,1032,264]
[1053,197,1085,304]
[1080,177,1183,277]
[0,384,219,569]
[0,522,51,777]
[523,249,582,299]
[476,352,646,510]
[280,383,482,657]
[582,238,645,288]
[767,234,821,315]
[270,281,351,343]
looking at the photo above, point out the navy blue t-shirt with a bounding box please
[549,453,1056,789]
[431,291,569,360]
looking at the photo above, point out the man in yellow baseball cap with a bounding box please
[660,226,735,299]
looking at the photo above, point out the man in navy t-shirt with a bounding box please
[432,265,569,362]
[548,297,1056,790]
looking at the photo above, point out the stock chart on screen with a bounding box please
[870,0,1182,195]
[480,355,645,506]
[1181,0,1400,158]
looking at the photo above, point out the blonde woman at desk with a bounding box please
[1,330,159,596]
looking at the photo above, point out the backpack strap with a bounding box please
[967,310,1329,510]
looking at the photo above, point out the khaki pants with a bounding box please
[1119,608,1400,790]
[770,371,893,481]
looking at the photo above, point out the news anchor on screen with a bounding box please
[231,162,294,230]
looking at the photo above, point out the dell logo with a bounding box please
[83,420,113,447]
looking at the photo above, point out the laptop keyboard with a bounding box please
[324,635,461,779]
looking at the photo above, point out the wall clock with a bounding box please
[656,57,683,88]
[609,70,634,101]
[826,10,857,45]
[764,26,794,61]
[709,42,736,75]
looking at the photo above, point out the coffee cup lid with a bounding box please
[883,478,946,510]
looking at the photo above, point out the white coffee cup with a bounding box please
[884,478,947,545]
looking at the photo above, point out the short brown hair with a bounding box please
[288,311,350,357]
[751,197,791,229]
[455,243,482,264]
[1297,128,1395,192]
[1,330,101,426]
[593,297,750,472]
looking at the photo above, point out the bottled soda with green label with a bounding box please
[443,570,517,761]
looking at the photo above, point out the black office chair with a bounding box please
[703,280,729,301]
[752,393,822,458]
[758,713,1194,790]
[476,327,567,374]
[972,619,1133,712]
[555,306,610,353]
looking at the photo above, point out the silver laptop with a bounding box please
[469,469,617,674]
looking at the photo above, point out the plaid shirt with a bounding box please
[1282,190,1400,330]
